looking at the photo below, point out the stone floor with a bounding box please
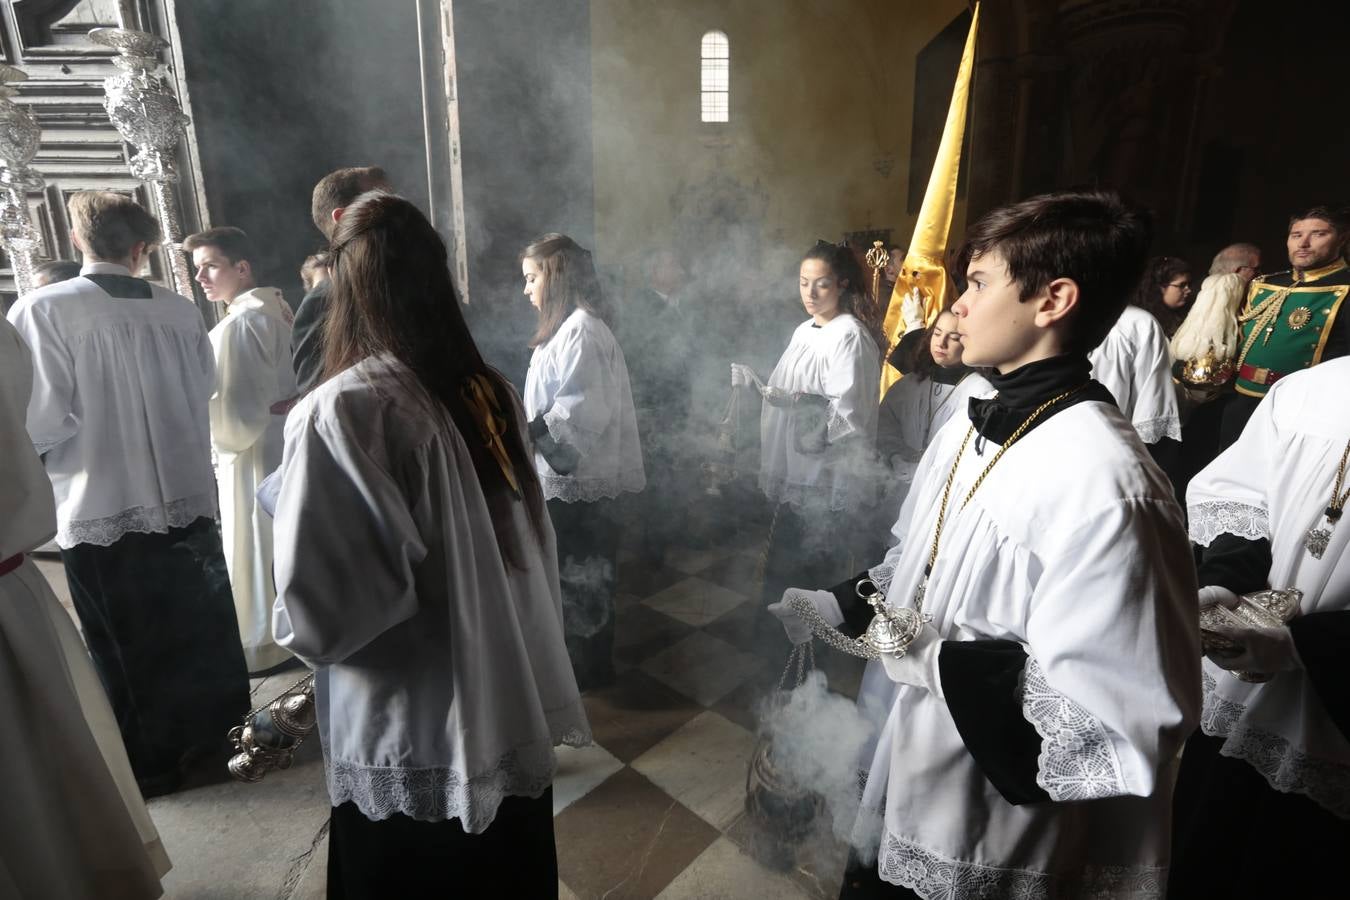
[33,501,869,900]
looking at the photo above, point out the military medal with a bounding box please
[1287,306,1313,330]
[1305,438,1350,560]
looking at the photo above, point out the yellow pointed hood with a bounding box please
[881,3,979,392]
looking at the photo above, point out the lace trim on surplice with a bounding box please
[59,491,218,548]
[1133,414,1181,445]
[326,720,592,833]
[1021,656,1128,801]
[876,831,1165,900]
[1201,671,1350,819]
[1187,500,1268,547]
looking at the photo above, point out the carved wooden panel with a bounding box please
[0,0,204,309]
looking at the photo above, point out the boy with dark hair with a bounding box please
[185,225,297,674]
[292,166,392,392]
[770,191,1201,899]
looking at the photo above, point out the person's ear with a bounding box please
[238,259,252,280]
[1034,277,1079,329]
[71,231,86,255]
[332,207,345,225]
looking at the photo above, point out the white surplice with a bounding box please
[1088,305,1181,444]
[1187,357,1350,817]
[273,355,590,830]
[0,317,169,899]
[209,287,297,671]
[6,262,216,547]
[760,314,881,512]
[876,369,994,487]
[854,400,1199,899]
[523,308,645,502]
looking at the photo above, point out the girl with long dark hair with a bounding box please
[272,194,589,898]
[731,241,882,610]
[521,232,644,691]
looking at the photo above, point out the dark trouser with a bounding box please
[60,516,250,781]
[1169,730,1350,898]
[327,790,557,900]
[547,498,621,691]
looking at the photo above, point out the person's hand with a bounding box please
[1205,622,1302,675]
[1199,585,1240,609]
[730,363,760,390]
[878,622,944,697]
[901,287,925,334]
[767,588,842,645]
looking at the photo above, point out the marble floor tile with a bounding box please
[631,710,756,831]
[640,631,767,708]
[702,595,777,655]
[663,544,735,577]
[694,550,764,598]
[552,742,626,815]
[724,810,851,900]
[613,603,695,669]
[554,768,719,900]
[583,669,704,763]
[642,576,746,628]
[617,558,690,599]
[655,837,815,899]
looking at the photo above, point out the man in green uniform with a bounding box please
[1219,206,1349,447]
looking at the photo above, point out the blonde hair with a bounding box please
[67,191,162,261]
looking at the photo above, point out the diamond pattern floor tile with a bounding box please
[583,669,704,764]
[553,742,626,815]
[640,631,767,708]
[655,836,817,899]
[642,576,746,628]
[554,768,720,900]
[631,710,756,831]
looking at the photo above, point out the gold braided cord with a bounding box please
[919,384,1087,611]
[1329,437,1350,517]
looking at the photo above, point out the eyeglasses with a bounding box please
[1167,281,1192,291]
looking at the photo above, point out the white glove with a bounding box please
[1205,622,1303,675]
[767,588,843,646]
[878,622,944,698]
[1199,585,1240,609]
[730,363,763,390]
[759,384,793,408]
[901,287,925,334]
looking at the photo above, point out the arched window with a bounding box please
[700,30,729,123]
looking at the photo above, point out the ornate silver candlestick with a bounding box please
[88,26,194,297]
[0,64,46,297]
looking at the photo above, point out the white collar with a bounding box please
[226,286,294,326]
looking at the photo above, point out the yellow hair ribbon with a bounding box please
[461,374,521,498]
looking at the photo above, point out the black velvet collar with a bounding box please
[84,273,153,300]
[966,354,1112,448]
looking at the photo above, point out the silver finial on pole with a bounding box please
[0,64,46,297]
[88,26,194,298]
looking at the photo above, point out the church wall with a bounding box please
[589,0,968,299]
[176,0,430,305]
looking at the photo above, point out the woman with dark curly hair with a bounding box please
[1135,255,1193,338]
